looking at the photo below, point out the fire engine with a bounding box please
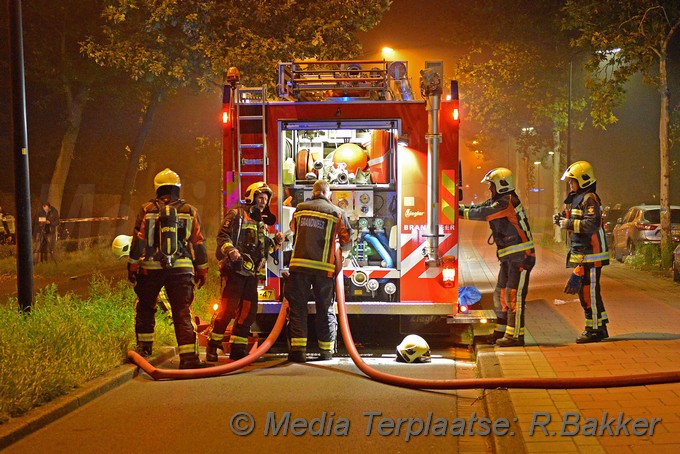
[221,59,464,328]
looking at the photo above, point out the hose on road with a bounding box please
[335,273,680,389]
[128,273,680,388]
[127,300,289,380]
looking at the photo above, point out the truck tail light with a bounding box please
[442,256,456,287]
[222,110,230,125]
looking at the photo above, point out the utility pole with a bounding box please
[9,0,34,312]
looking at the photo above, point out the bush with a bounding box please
[624,243,661,270]
[0,275,177,423]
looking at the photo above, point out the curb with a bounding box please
[0,348,176,450]
[475,343,528,454]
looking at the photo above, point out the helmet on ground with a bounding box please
[111,235,132,258]
[244,182,273,206]
[396,334,431,363]
[154,168,181,192]
[481,167,514,194]
[561,161,596,188]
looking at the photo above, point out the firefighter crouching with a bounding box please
[555,161,610,343]
[285,179,353,362]
[128,168,209,369]
[459,168,536,347]
[206,182,285,362]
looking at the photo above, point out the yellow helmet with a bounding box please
[561,161,596,188]
[111,235,132,259]
[244,182,273,205]
[481,167,514,194]
[396,334,431,363]
[154,168,181,192]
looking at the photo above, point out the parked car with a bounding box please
[602,205,628,248]
[611,205,680,262]
[674,244,680,282]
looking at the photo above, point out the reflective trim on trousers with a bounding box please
[231,335,248,346]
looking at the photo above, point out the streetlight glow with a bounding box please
[382,47,395,59]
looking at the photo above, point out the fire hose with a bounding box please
[129,274,680,388]
[335,273,680,389]
[127,300,289,380]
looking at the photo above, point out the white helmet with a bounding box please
[396,334,431,363]
[111,235,132,259]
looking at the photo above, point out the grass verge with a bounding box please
[0,268,222,424]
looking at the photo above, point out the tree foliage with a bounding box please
[21,0,115,212]
[81,0,391,227]
[448,1,580,162]
[563,0,680,267]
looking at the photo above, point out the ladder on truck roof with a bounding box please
[235,85,268,200]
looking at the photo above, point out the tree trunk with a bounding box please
[658,51,672,268]
[116,88,165,234]
[46,86,90,213]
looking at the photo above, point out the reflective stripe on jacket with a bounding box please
[290,197,353,277]
[463,192,535,263]
[563,191,609,267]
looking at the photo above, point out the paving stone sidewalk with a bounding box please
[460,231,680,454]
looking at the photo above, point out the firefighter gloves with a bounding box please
[564,265,584,294]
[553,213,563,226]
[127,262,138,284]
[194,268,208,289]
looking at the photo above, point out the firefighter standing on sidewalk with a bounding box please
[459,168,536,347]
[128,168,209,369]
[206,182,285,361]
[285,180,353,362]
[555,161,610,343]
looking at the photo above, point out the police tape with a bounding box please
[60,216,128,223]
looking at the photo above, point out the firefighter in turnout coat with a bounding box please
[206,182,284,361]
[128,168,209,369]
[459,168,536,347]
[285,180,353,362]
[556,161,610,343]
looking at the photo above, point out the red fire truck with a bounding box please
[221,59,461,324]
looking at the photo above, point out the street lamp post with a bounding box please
[567,59,573,166]
[534,161,541,221]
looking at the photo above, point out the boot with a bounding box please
[205,340,222,362]
[229,344,248,361]
[288,350,307,363]
[135,341,153,357]
[486,331,505,345]
[576,328,607,344]
[179,353,209,369]
[318,350,333,361]
[495,336,525,347]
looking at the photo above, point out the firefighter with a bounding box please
[128,168,209,369]
[206,182,285,362]
[555,161,610,343]
[459,168,536,347]
[285,179,353,362]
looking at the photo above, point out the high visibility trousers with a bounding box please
[285,271,336,352]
